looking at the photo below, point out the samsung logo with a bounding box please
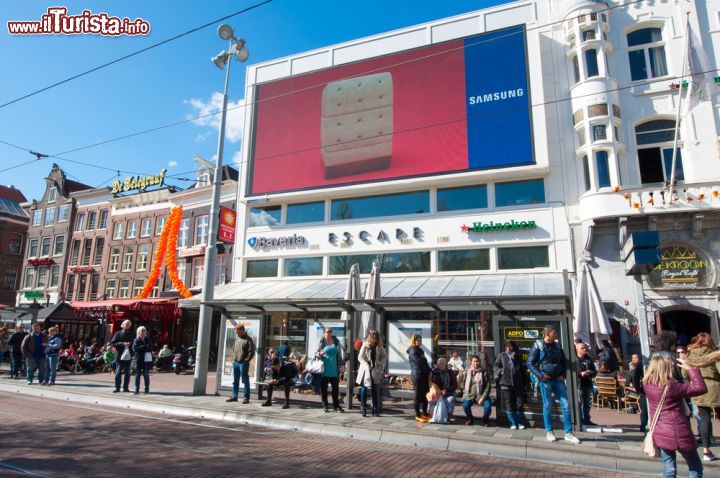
[468,88,524,105]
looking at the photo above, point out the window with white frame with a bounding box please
[47,187,57,203]
[44,207,55,226]
[93,237,104,266]
[595,150,611,188]
[57,204,70,222]
[635,119,684,184]
[32,209,42,226]
[136,243,149,271]
[69,240,80,265]
[216,253,228,285]
[98,209,108,229]
[50,265,60,288]
[66,275,76,299]
[40,237,51,256]
[119,279,130,298]
[24,267,36,288]
[141,218,153,237]
[178,218,190,248]
[37,266,49,288]
[133,279,145,297]
[175,260,187,289]
[112,222,123,240]
[109,247,120,272]
[155,216,166,236]
[198,169,211,187]
[122,246,135,271]
[87,211,97,230]
[195,215,209,245]
[627,27,668,81]
[53,235,65,256]
[126,220,137,239]
[105,279,117,299]
[28,239,38,258]
[81,238,92,266]
[75,212,85,231]
[192,256,204,288]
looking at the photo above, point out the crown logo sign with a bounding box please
[661,245,696,261]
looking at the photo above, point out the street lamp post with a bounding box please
[193,25,249,396]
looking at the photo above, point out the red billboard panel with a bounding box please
[218,207,236,243]
[248,26,532,195]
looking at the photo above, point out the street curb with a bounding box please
[2,382,713,476]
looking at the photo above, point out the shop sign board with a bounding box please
[220,316,261,388]
[387,320,433,375]
[218,207,236,243]
[247,234,306,250]
[111,169,166,195]
[24,291,45,299]
[647,242,715,290]
[461,219,537,233]
[177,246,206,258]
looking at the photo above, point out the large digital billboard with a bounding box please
[248,25,533,195]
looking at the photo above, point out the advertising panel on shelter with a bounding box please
[248,25,533,195]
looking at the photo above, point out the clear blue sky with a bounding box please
[0,0,508,201]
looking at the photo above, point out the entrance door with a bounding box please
[656,307,713,346]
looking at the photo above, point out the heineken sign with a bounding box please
[111,169,167,194]
[647,242,715,290]
[24,291,44,299]
[461,219,537,233]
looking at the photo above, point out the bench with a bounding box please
[256,379,311,401]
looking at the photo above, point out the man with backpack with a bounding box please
[527,325,580,444]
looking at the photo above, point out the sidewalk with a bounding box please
[1,369,718,476]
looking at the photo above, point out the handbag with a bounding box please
[144,351,153,362]
[120,347,131,361]
[371,368,384,384]
[643,385,668,458]
[305,357,325,375]
[430,396,449,423]
[426,380,442,403]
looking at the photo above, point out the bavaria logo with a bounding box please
[248,234,306,249]
[247,237,257,248]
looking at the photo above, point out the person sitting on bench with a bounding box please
[262,358,297,409]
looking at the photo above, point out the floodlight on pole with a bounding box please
[193,26,249,396]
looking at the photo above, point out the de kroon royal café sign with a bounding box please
[111,169,166,195]
[647,242,715,290]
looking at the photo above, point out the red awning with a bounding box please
[71,298,177,309]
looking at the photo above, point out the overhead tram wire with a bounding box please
[0,0,273,110]
[0,0,681,178]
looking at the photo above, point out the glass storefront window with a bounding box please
[497,246,549,269]
[331,191,429,221]
[329,252,430,275]
[495,179,545,207]
[247,259,278,278]
[283,257,323,276]
[438,249,490,271]
[287,202,324,224]
[249,206,281,227]
[437,185,488,212]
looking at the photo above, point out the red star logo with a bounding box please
[461,224,468,233]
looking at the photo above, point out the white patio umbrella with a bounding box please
[341,264,362,408]
[572,261,612,347]
[357,262,382,340]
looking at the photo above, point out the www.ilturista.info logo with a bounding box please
[7,7,150,36]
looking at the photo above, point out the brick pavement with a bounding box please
[1,367,718,476]
[0,393,640,478]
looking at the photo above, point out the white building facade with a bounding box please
[214,0,719,395]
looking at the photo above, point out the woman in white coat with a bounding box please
[356,329,387,417]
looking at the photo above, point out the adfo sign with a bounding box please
[111,169,166,194]
[647,242,716,290]
[248,234,306,250]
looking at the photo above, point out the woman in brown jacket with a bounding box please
[685,332,720,462]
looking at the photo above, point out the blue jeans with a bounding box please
[26,356,47,384]
[660,448,703,478]
[539,379,572,434]
[360,384,380,412]
[579,387,593,424]
[232,361,250,400]
[463,398,491,421]
[115,360,132,391]
[135,362,150,392]
[46,354,59,384]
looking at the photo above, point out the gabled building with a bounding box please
[0,185,29,305]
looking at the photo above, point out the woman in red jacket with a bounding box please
[643,353,706,478]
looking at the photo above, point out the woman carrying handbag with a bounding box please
[132,326,154,395]
[643,353,706,478]
[356,329,387,417]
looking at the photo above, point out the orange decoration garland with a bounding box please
[135,206,192,299]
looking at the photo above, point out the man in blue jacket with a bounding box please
[527,325,580,444]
